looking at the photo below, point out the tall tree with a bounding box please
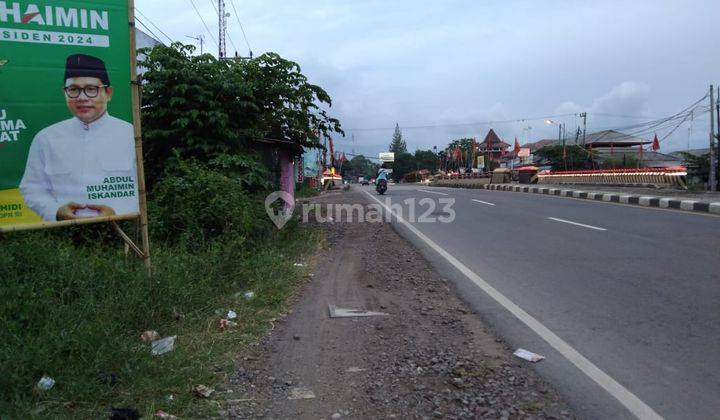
[389,123,407,154]
[414,149,439,173]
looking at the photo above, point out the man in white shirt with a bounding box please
[20,54,139,222]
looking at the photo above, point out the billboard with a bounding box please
[379,152,395,162]
[0,0,140,229]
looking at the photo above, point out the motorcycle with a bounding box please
[376,179,387,195]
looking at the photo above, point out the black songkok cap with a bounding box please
[64,54,110,86]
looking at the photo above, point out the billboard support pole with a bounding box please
[128,0,152,273]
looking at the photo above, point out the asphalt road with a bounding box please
[356,184,720,419]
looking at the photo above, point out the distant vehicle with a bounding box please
[361,180,370,185]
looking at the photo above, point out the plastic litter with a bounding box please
[293,263,305,267]
[155,410,178,419]
[193,384,215,398]
[219,319,238,331]
[513,348,545,363]
[328,304,388,318]
[140,330,160,342]
[151,336,177,356]
[36,375,55,391]
[243,291,255,300]
[288,387,316,400]
[227,310,237,320]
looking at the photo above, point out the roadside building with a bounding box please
[477,129,511,161]
[521,139,557,152]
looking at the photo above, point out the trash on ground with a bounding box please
[288,387,316,400]
[141,330,160,342]
[244,291,255,300]
[328,304,389,318]
[293,262,306,267]
[513,348,545,363]
[345,367,367,373]
[193,384,215,398]
[109,407,140,420]
[151,336,177,356]
[219,319,238,331]
[36,375,55,391]
[227,310,237,319]
[155,410,178,419]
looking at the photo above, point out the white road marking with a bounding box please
[416,189,448,196]
[547,217,607,231]
[363,190,660,420]
[472,199,496,206]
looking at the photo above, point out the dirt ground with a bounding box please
[222,189,575,419]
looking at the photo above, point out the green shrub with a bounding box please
[0,222,320,417]
[148,159,270,247]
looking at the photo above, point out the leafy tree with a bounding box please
[414,149,438,173]
[601,155,639,170]
[443,138,476,170]
[389,123,407,154]
[139,43,343,185]
[343,155,377,179]
[535,145,590,170]
[678,152,709,181]
[391,152,415,182]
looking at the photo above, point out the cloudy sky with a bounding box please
[135,0,720,157]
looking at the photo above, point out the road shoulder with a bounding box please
[223,189,574,419]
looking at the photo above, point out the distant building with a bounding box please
[669,148,710,158]
[525,130,683,169]
[477,129,510,161]
[521,139,557,152]
[583,130,651,148]
[136,28,163,74]
[136,28,163,49]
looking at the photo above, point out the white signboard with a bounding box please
[379,152,395,162]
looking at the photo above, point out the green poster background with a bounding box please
[0,0,134,226]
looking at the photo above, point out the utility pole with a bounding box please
[710,85,717,191]
[580,112,587,145]
[185,35,204,54]
[218,0,227,58]
[716,86,720,190]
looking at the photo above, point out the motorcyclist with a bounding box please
[376,164,390,185]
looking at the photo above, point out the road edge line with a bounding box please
[363,190,662,420]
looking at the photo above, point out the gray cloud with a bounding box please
[136,0,720,155]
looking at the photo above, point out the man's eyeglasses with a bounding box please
[64,85,106,98]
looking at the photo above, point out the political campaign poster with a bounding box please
[0,0,141,230]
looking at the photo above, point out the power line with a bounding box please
[188,0,219,48]
[135,8,174,44]
[229,0,253,56]
[207,0,218,14]
[134,16,163,45]
[346,113,579,132]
